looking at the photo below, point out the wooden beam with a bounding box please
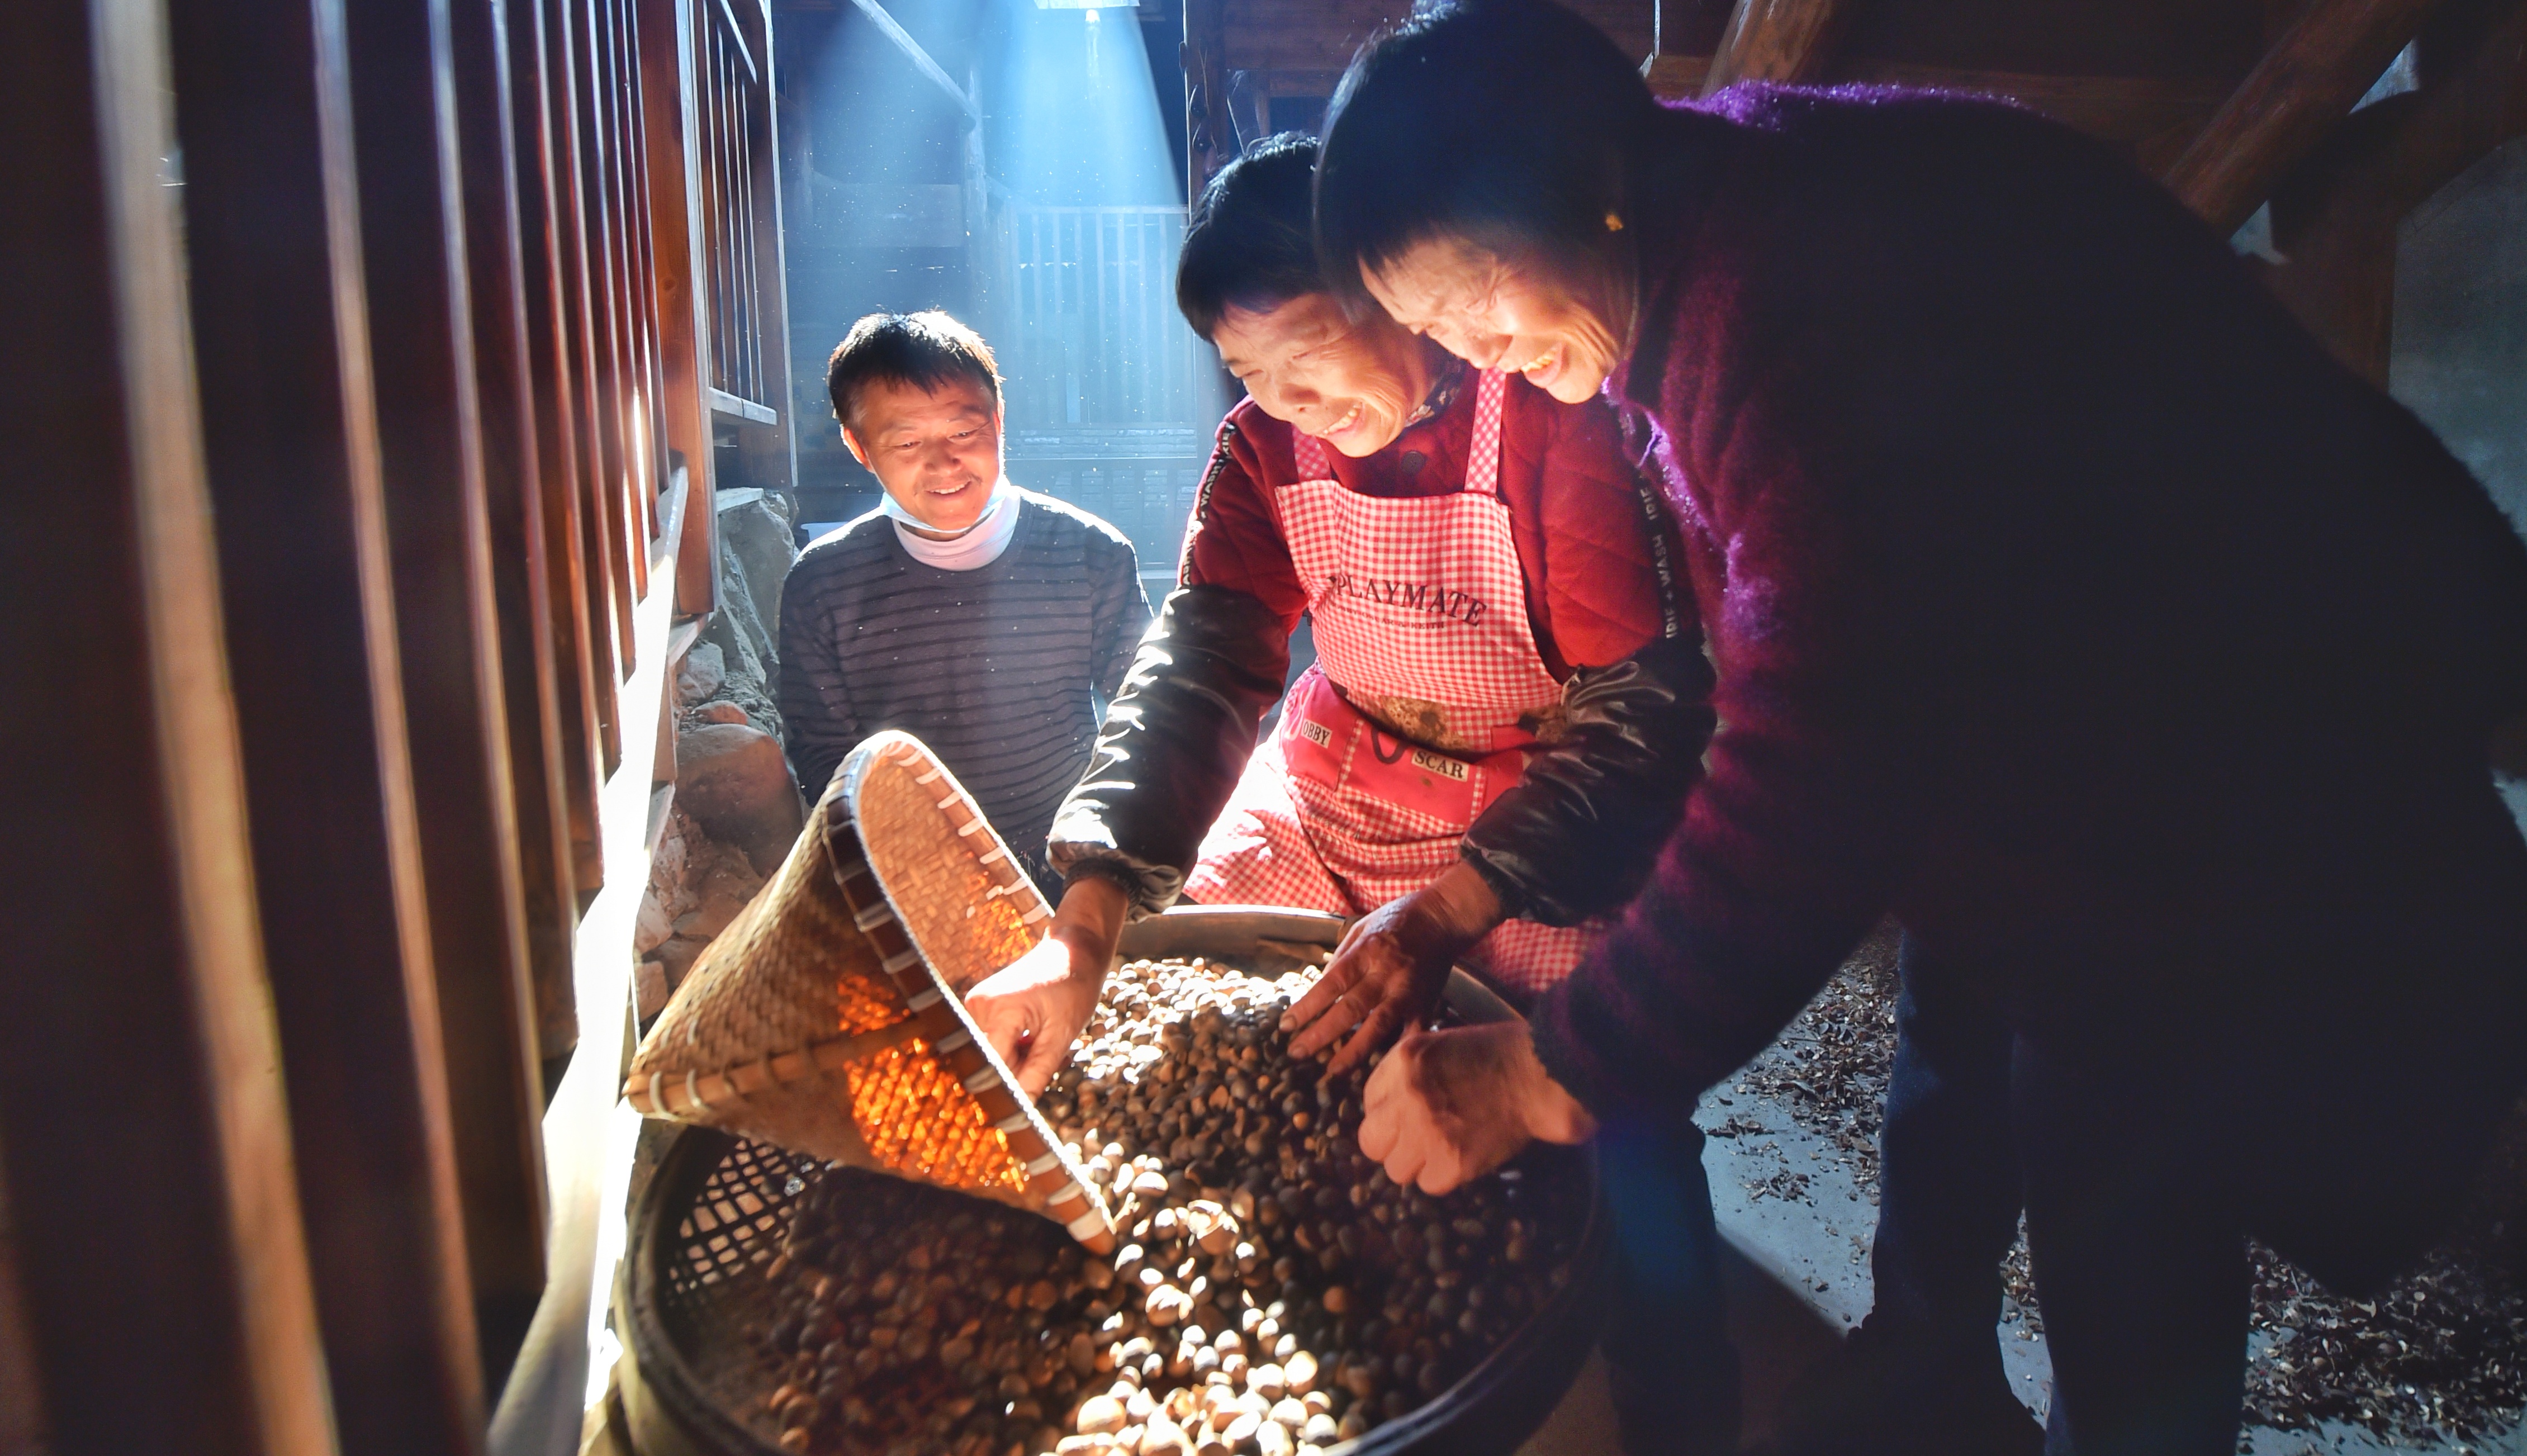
[710,385,779,422]
[160,0,488,1442]
[2259,97,2415,381]
[347,0,546,1400]
[452,0,579,1134]
[513,0,611,985]
[554,0,636,756]
[1183,0,1231,205]
[447,0,572,1388]
[1700,0,1852,96]
[2259,0,2527,379]
[2164,0,2447,235]
[848,0,978,120]
[741,0,802,499]
[638,0,722,621]
[1644,53,1712,98]
[0,0,336,1448]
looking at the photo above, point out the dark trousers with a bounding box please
[1599,1113,1738,1452]
[1872,936,2250,1456]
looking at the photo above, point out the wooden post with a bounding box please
[2259,0,2527,379]
[741,0,798,502]
[453,0,580,1177]
[513,0,612,924]
[1183,0,1231,206]
[965,64,991,348]
[641,0,723,620]
[573,0,641,689]
[350,0,555,1388]
[2165,0,2448,234]
[552,0,633,771]
[1700,0,1853,95]
[2262,110,2412,381]
[0,0,338,1448]
[158,0,486,1443]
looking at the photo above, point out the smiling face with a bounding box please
[1210,292,1436,458]
[841,373,1004,536]
[1363,236,1629,405]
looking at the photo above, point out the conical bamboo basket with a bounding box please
[623,731,1113,1251]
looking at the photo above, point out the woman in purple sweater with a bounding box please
[1296,1,2527,1452]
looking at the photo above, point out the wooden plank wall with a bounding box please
[2,0,786,1446]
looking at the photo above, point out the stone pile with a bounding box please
[636,487,807,1019]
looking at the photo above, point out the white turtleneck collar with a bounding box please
[887,477,1022,571]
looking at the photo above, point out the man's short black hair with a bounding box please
[1316,0,1659,310]
[825,310,1003,430]
[1177,133,1326,342]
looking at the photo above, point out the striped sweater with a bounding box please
[777,491,1149,885]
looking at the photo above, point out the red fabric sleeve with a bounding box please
[1178,400,1309,636]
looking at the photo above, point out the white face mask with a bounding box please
[876,472,1013,539]
[890,478,1022,571]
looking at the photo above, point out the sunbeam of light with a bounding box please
[993,1,1178,208]
[783,0,1224,573]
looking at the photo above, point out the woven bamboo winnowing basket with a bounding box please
[622,730,1115,1251]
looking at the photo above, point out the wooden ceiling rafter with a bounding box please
[847,0,981,120]
[2256,0,2527,378]
[1170,0,2527,457]
[1700,0,1854,95]
[2165,0,2450,234]
[1186,0,1234,205]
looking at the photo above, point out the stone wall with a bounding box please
[636,487,805,1022]
[688,487,798,740]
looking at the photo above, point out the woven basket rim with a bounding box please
[839,732,1046,1108]
[836,730,1113,1247]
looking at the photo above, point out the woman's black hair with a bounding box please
[1177,132,1326,341]
[1315,0,1660,308]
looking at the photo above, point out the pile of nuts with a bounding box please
[746,955,1586,1456]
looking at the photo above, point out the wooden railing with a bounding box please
[698,0,776,412]
[999,203,1216,428]
[3,0,790,1449]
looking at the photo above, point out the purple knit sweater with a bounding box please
[1528,88,2527,1130]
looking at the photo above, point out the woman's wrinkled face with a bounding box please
[1211,292,1434,458]
[1364,237,1624,405]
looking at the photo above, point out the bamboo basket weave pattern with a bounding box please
[623,731,1113,1251]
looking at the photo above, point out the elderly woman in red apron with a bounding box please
[965,134,1736,1454]
[1188,364,1632,992]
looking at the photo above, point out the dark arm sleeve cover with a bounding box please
[1047,584,1289,910]
[1528,344,1927,1123]
[1048,420,1300,911]
[1459,632,1715,925]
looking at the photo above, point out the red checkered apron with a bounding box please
[1183,370,1604,999]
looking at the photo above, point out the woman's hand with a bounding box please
[1356,1022,1597,1194]
[1282,861,1504,1074]
[963,876,1129,1095]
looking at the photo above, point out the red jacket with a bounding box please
[1183,368,1679,679]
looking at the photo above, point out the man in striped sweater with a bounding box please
[778,311,1149,893]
